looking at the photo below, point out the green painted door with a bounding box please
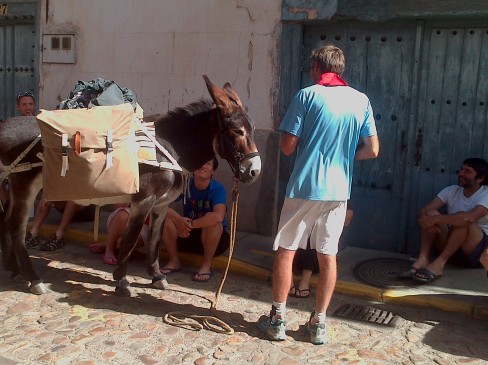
[0,1,38,120]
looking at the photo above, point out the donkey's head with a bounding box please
[203,75,261,184]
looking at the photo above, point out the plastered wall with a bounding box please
[38,0,283,235]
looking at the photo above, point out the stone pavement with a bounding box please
[1,242,488,364]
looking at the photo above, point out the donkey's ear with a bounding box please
[203,75,233,113]
[223,82,243,107]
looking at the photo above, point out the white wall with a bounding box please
[38,0,282,131]
[38,0,283,234]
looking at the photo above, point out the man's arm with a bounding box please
[418,197,445,218]
[355,135,379,160]
[190,204,226,229]
[166,207,192,235]
[280,132,298,156]
[419,205,488,228]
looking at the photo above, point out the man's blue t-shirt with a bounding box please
[280,84,377,201]
[177,178,227,229]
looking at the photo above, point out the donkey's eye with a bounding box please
[232,129,245,136]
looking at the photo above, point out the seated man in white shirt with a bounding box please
[404,158,488,283]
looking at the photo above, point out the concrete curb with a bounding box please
[35,224,488,319]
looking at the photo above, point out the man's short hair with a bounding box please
[212,157,219,171]
[16,91,35,105]
[310,44,346,76]
[463,157,488,185]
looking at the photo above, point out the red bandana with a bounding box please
[317,72,348,87]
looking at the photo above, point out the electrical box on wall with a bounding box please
[42,34,76,64]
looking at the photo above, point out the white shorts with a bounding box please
[273,198,347,255]
[107,207,150,247]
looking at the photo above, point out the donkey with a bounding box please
[0,75,261,297]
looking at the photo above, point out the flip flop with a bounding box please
[102,256,118,265]
[399,266,419,278]
[160,267,182,275]
[412,268,442,283]
[192,271,213,283]
[89,242,105,254]
[293,287,310,298]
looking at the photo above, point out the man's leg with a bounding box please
[272,247,295,305]
[421,222,483,277]
[104,209,130,264]
[28,197,51,237]
[161,217,182,272]
[257,247,294,341]
[196,223,223,279]
[54,201,80,239]
[314,252,337,313]
[412,209,448,271]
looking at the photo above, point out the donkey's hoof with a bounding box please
[30,281,48,295]
[115,279,132,297]
[115,285,132,297]
[152,277,169,290]
[12,274,28,284]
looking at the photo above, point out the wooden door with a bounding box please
[406,21,488,254]
[0,1,38,120]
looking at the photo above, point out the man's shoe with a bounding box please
[40,234,65,251]
[25,233,40,248]
[257,314,286,341]
[306,312,328,345]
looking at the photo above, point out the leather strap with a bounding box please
[74,131,81,156]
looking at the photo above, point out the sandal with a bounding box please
[25,233,41,248]
[40,235,65,251]
[192,271,213,283]
[290,287,310,298]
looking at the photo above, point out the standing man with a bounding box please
[258,45,379,344]
[405,158,488,283]
[161,158,230,282]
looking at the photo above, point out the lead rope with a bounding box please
[163,180,239,335]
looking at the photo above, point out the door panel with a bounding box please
[407,23,488,254]
[302,21,417,251]
[0,2,37,120]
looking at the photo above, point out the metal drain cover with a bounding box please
[333,304,401,327]
[353,257,420,288]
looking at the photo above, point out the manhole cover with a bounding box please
[353,257,419,288]
[333,304,401,327]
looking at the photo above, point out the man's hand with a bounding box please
[176,217,192,238]
[418,215,440,232]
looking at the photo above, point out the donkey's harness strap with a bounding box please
[134,118,184,173]
[0,134,43,212]
[61,133,69,177]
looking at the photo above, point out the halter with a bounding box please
[215,107,260,180]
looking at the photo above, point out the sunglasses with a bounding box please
[17,91,34,100]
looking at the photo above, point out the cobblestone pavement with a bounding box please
[1,243,487,365]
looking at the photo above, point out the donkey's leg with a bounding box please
[113,197,155,297]
[0,200,20,279]
[147,204,169,289]
[8,172,46,294]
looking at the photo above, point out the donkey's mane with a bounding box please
[158,98,214,124]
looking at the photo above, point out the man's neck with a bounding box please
[463,184,482,198]
[194,177,211,190]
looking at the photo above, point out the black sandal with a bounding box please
[25,233,40,248]
[40,235,65,251]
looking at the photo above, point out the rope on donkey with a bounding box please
[163,180,239,335]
